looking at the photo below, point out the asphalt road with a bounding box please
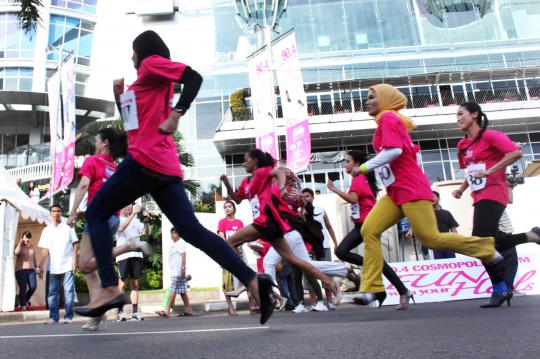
[1,296,539,359]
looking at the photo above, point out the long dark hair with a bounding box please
[246,149,275,168]
[459,102,489,153]
[132,30,170,69]
[21,231,32,239]
[347,150,379,197]
[98,128,127,161]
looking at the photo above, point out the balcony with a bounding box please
[2,143,52,182]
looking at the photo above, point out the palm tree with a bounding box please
[11,0,42,34]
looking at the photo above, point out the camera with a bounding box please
[506,165,525,188]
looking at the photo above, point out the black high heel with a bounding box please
[531,227,540,244]
[258,274,277,325]
[395,290,416,310]
[74,294,126,318]
[352,291,387,308]
[479,291,513,308]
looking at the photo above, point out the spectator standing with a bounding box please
[115,203,150,321]
[38,205,78,324]
[27,181,40,203]
[14,231,40,310]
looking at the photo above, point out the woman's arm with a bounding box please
[67,176,91,226]
[452,180,469,199]
[327,180,359,204]
[352,148,402,176]
[323,212,338,248]
[220,175,242,204]
[14,240,22,256]
[474,150,522,179]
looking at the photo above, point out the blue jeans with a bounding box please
[86,155,256,288]
[15,269,37,307]
[48,271,75,321]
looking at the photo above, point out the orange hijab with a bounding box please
[369,84,416,132]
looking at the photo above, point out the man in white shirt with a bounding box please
[38,204,78,324]
[115,203,149,321]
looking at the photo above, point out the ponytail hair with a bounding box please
[347,150,379,197]
[98,128,128,161]
[246,149,275,168]
[459,102,489,153]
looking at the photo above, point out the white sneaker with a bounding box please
[82,315,107,331]
[116,311,126,322]
[333,278,343,305]
[312,301,328,312]
[292,303,310,313]
[63,319,72,324]
[131,312,144,321]
[327,303,337,310]
[44,319,58,324]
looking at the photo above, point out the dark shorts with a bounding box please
[252,206,285,242]
[117,257,144,279]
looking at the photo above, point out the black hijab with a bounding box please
[132,30,170,68]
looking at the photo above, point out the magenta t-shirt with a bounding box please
[457,129,519,205]
[217,218,244,240]
[348,174,376,223]
[78,154,116,204]
[236,167,274,227]
[372,112,433,205]
[125,55,187,178]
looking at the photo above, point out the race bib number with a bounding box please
[120,90,139,131]
[466,163,487,192]
[225,230,235,240]
[377,164,396,188]
[351,203,360,220]
[249,195,261,219]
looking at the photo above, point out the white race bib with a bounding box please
[249,195,261,219]
[377,164,396,188]
[466,163,487,192]
[225,230,235,240]
[120,90,139,131]
[351,203,360,220]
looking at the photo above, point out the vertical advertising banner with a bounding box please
[272,31,311,172]
[60,57,76,189]
[46,70,63,196]
[248,48,277,160]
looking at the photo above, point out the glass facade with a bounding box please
[0,67,33,90]
[0,13,36,59]
[48,15,95,66]
[51,0,98,14]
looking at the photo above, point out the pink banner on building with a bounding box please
[255,132,277,160]
[60,57,76,189]
[272,31,311,172]
[46,70,63,197]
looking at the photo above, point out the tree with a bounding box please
[11,0,42,34]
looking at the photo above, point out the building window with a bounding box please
[0,67,33,90]
[51,0,98,14]
[0,13,36,59]
[48,15,95,66]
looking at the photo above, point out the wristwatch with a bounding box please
[173,107,186,116]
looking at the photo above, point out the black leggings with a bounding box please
[473,200,519,288]
[335,223,408,295]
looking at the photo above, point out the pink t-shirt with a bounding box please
[372,112,433,205]
[348,174,376,223]
[457,129,519,205]
[125,55,187,178]
[217,218,244,240]
[78,154,116,204]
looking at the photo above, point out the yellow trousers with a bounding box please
[360,196,495,293]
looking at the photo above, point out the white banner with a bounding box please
[272,31,311,172]
[379,246,540,305]
[46,70,63,196]
[248,48,277,159]
[60,56,76,189]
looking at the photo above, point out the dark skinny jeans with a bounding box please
[86,155,256,288]
[335,222,408,295]
[15,269,36,307]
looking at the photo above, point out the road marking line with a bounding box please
[0,326,269,339]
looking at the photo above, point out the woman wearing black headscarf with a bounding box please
[76,31,277,325]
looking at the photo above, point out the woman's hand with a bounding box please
[66,213,77,227]
[113,78,125,98]
[327,179,336,192]
[220,175,230,185]
[473,170,489,179]
[159,111,181,134]
[452,189,463,199]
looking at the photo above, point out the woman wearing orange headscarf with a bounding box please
[351,84,540,308]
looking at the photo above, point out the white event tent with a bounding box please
[0,165,50,311]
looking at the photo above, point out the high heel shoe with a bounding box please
[352,291,387,308]
[395,290,416,310]
[258,274,277,325]
[75,294,126,318]
[530,227,540,244]
[479,291,513,308]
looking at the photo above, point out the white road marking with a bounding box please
[0,326,269,339]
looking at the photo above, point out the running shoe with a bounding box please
[131,312,144,321]
[327,303,337,310]
[116,311,126,322]
[292,303,310,313]
[63,319,73,324]
[312,301,328,312]
[82,315,107,331]
[44,319,58,324]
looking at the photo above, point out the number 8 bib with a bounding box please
[466,163,487,192]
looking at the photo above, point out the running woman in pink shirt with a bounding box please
[351,84,540,308]
[452,102,522,307]
[328,150,413,310]
[76,31,276,325]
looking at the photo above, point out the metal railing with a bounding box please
[224,86,540,122]
[7,162,52,183]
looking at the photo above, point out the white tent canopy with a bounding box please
[0,164,50,311]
